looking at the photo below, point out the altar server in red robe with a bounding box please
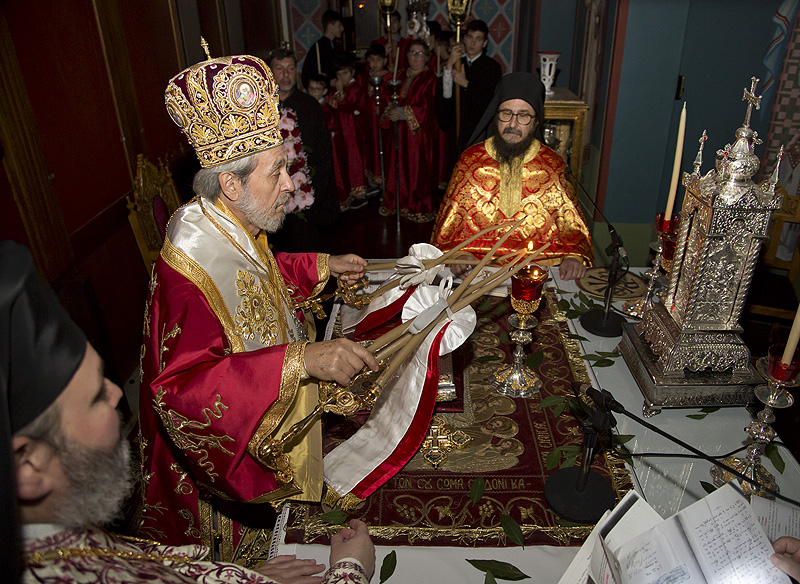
[328,54,371,209]
[380,39,438,222]
[362,43,392,188]
[138,45,378,563]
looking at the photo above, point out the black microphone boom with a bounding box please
[570,382,800,507]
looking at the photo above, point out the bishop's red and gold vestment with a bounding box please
[137,197,329,564]
[431,139,594,267]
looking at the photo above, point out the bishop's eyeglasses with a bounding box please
[496,109,534,125]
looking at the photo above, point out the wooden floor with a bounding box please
[318,195,436,259]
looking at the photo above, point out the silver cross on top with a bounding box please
[742,76,762,128]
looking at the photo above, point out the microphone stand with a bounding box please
[544,398,617,523]
[576,383,800,507]
[580,238,627,337]
[565,166,628,337]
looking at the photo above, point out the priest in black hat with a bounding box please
[431,72,594,280]
[2,242,374,584]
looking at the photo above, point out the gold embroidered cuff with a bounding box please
[247,341,309,462]
[310,253,330,298]
[403,105,421,134]
[323,483,365,511]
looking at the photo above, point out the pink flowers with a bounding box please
[279,107,315,213]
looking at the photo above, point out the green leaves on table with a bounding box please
[474,354,503,363]
[608,434,635,464]
[581,350,621,368]
[559,291,603,319]
[499,514,524,547]
[686,407,720,420]
[466,559,530,581]
[476,297,494,313]
[320,509,348,525]
[524,350,543,369]
[379,550,397,583]
[765,443,786,474]
[469,476,485,504]
[546,444,582,470]
[700,481,717,494]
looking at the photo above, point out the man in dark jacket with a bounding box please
[270,47,339,252]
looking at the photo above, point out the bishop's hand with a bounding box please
[330,254,367,283]
[304,339,379,386]
[559,257,586,281]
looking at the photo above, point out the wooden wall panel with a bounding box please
[117,0,185,162]
[3,0,130,235]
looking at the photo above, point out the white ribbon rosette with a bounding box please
[323,283,476,502]
[340,243,447,334]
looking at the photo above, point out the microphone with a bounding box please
[564,165,627,258]
[607,225,628,260]
[565,165,628,337]
[572,381,624,413]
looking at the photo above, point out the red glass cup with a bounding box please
[768,343,800,382]
[661,236,677,262]
[511,265,548,302]
[655,212,678,234]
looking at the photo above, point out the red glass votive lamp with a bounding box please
[655,212,678,234]
[768,343,800,383]
[661,235,677,262]
[512,265,548,302]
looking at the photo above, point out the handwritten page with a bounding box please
[614,516,705,584]
[679,484,789,584]
[558,491,662,584]
[751,495,800,543]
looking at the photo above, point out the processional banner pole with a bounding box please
[447,0,473,146]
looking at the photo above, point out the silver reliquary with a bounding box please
[621,78,784,415]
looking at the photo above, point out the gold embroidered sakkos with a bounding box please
[234,270,279,345]
[153,388,235,482]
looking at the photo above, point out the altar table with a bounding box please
[275,267,800,583]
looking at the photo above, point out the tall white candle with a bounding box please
[665,102,687,221]
[782,305,800,364]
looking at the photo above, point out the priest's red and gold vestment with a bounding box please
[431,139,594,267]
[22,525,370,584]
[137,197,328,563]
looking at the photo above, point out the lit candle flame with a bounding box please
[527,241,533,252]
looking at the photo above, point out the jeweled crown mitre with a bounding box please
[164,39,282,168]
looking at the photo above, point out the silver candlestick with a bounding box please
[490,265,548,398]
[711,345,799,498]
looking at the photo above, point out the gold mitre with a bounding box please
[164,38,282,168]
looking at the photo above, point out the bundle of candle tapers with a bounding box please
[257,217,550,499]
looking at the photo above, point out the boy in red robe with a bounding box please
[327,55,371,210]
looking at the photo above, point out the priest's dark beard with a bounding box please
[491,124,536,164]
[52,424,134,529]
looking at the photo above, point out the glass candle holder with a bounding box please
[511,265,547,303]
[655,212,678,234]
[768,343,800,383]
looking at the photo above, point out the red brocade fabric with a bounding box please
[285,291,631,547]
[137,251,323,557]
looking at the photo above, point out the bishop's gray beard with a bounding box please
[238,182,290,233]
[491,123,536,164]
[53,428,134,530]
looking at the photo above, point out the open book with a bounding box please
[559,484,794,584]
